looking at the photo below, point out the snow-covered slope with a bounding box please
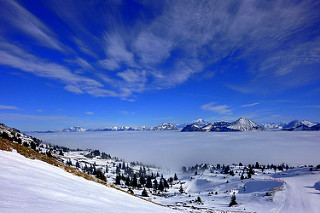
[0,150,173,213]
[228,118,264,131]
[272,168,320,213]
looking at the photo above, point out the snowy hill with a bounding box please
[151,123,178,131]
[0,151,173,213]
[181,118,264,132]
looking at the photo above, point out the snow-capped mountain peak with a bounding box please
[189,118,210,127]
[151,123,178,131]
[61,126,86,132]
[227,118,264,131]
[301,120,316,127]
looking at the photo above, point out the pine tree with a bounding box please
[196,196,202,203]
[240,174,244,180]
[163,178,169,188]
[255,162,260,169]
[115,174,121,185]
[142,188,148,197]
[179,184,184,194]
[94,169,106,182]
[229,194,238,207]
[131,174,138,188]
[158,181,164,192]
[146,176,152,188]
[125,176,130,186]
[139,175,146,185]
[174,173,178,181]
[153,179,158,190]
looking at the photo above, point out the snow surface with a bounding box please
[0,150,174,213]
[272,168,320,213]
[30,131,320,169]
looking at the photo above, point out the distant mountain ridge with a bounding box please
[27,119,320,133]
[262,120,318,131]
[181,118,264,132]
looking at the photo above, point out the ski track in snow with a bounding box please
[272,171,320,213]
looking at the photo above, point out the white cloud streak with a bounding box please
[0,105,18,110]
[0,0,65,51]
[1,0,320,99]
[241,103,260,107]
[201,102,232,115]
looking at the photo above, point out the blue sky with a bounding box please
[0,0,320,131]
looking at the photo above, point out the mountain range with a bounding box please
[181,118,264,132]
[28,118,320,133]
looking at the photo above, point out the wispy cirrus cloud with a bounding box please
[0,0,65,51]
[0,42,117,98]
[241,103,260,107]
[0,105,18,110]
[201,102,232,115]
[1,0,320,100]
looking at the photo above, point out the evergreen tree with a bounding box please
[46,151,52,157]
[139,175,146,185]
[174,173,178,181]
[168,177,173,187]
[0,132,10,140]
[158,181,164,192]
[142,188,148,197]
[94,169,106,182]
[255,162,260,169]
[163,178,169,188]
[76,161,80,168]
[247,172,251,179]
[30,142,37,151]
[131,174,138,188]
[153,179,158,190]
[125,176,130,186]
[146,176,152,188]
[196,196,202,203]
[115,174,121,185]
[182,166,187,173]
[179,184,184,194]
[240,174,244,180]
[229,194,238,207]
[224,165,230,174]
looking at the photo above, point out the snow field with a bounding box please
[0,150,174,213]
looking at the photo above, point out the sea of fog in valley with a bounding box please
[30,131,320,170]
